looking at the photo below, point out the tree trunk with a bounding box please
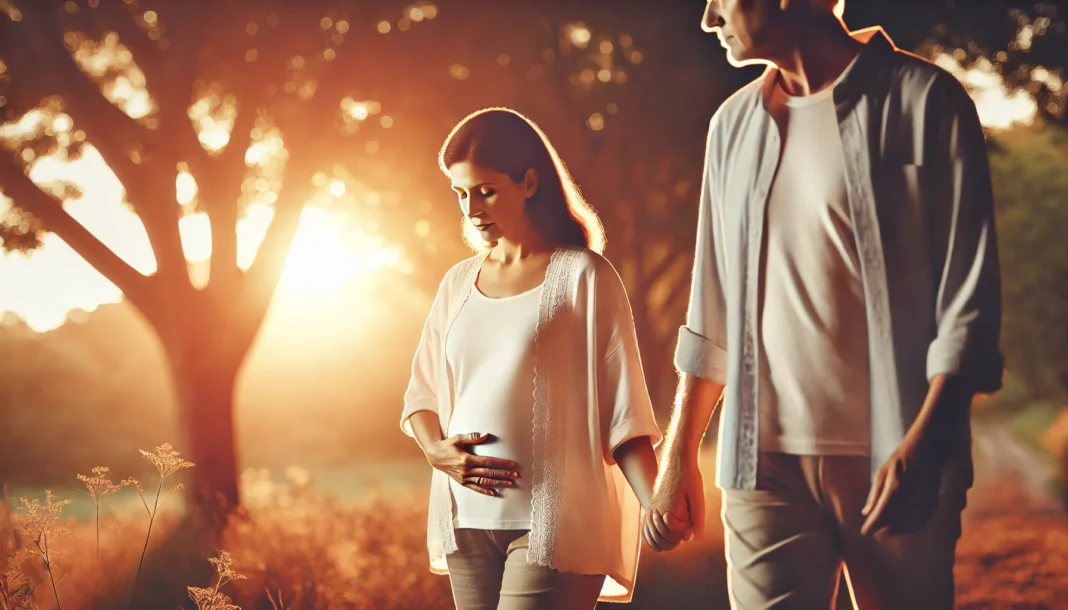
[171,357,241,526]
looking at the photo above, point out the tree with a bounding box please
[0,0,466,521]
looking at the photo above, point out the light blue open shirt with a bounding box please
[674,28,1004,491]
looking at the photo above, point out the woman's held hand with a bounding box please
[424,432,520,497]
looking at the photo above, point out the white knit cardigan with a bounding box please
[401,247,662,603]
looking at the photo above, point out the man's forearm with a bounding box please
[906,373,971,459]
[663,373,725,461]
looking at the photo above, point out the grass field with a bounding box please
[3,449,1067,609]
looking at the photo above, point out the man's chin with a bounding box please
[725,50,769,69]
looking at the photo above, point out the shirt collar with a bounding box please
[760,26,899,113]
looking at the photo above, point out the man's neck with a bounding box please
[773,18,864,97]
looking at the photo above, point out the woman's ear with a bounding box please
[522,168,539,199]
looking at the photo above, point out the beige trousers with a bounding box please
[722,452,966,610]
[445,529,605,610]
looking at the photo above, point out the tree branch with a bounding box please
[205,104,257,286]
[11,1,190,289]
[0,153,157,317]
[153,4,214,181]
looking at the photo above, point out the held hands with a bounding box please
[424,432,520,497]
[643,455,705,552]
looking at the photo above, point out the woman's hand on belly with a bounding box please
[424,432,522,497]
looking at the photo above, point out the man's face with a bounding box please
[702,0,783,66]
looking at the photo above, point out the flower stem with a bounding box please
[129,478,163,608]
[43,532,62,610]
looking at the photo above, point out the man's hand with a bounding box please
[643,455,705,552]
[862,374,967,536]
[861,435,939,536]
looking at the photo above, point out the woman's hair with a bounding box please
[438,107,606,254]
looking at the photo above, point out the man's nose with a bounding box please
[702,1,724,33]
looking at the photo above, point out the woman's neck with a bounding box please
[491,236,555,264]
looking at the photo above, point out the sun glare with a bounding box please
[1,88,401,332]
[935,54,1038,129]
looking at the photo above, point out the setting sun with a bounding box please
[0,117,403,332]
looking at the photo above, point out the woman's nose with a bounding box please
[702,1,725,33]
[459,197,472,217]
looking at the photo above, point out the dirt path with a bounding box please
[956,420,1068,609]
[970,419,1060,511]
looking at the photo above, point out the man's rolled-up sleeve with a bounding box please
[674,118,729,384]
[925,77,1004,393]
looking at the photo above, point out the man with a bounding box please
[644,1,1003,608]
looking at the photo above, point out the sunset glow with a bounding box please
[0,33,1042,333]
[0,30,406,333]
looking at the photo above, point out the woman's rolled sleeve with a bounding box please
[400,276,450,437]
[596,264,663,465]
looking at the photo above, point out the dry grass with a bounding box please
[0,448,452,610]
[2,447,1068,609]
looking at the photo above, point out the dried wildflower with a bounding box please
[1,557,37,609]
[129,443,196,605]
[77,466,125,561]
[76,466,122,502]
[13,491,69,549]
[186,550,246,610]
[187,586,240,610]
[208,550,246,583]
[121,477,143,493]
[139,443,195,479]
[13,491,69,610]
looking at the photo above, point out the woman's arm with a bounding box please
[592,258,664,509]
[613,436,658,509]
[408,409,446,453]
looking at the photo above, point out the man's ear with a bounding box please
[523,168,539,199]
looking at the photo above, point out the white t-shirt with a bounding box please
[445,283,541,529]
[757,56,871,456]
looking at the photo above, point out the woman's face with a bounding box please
[448,161,537,244]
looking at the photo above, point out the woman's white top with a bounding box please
[401,247,662,603]
[445,284,542,529]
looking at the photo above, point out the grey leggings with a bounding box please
[445,529,605,610]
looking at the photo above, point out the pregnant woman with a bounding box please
[401,107,662,609]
